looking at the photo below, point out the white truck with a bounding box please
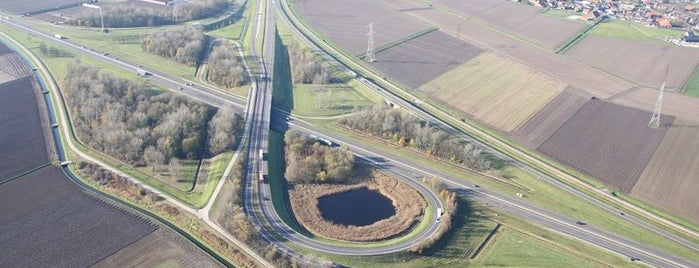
[54,34,63,39]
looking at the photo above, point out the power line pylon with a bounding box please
[365,22,376,62]
[648,81,665,129]
[649,66,669,129]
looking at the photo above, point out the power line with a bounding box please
[365,22,376,62]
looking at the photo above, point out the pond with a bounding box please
[317,187,396,226]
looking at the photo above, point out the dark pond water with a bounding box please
[317,187,396,226]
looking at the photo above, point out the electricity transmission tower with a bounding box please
[648,81,665,128]
[649,66,669,129]
[365,22,376,62]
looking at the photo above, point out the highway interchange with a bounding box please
[2,0,698,266]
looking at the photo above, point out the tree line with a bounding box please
[284,130,354,184]
[69,0,229,28]
[141,27,206,66]
[207,40,248,88]
[288,42,331,84]
[338,104,498,171]
[61,62,239,168]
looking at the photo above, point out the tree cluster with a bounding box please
[38,43,72,57]
[207,105,241,155]
[61,62,215,166]
[207,40,248,88]
[338,105,495,171]
[69,0,229,28]
[141,27,206,66]
[284,130,354,183]
[288,42,331,84]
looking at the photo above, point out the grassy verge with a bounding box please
[274,11,382,117]
[682,65,699,97]
[589,19,685,42]
[0,25,236,209]
[306,119,699,263]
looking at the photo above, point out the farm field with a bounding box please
[0,77,50,182]
[567,35,699,90]
[538,99,673,193]
[511,88,590,149]
[0,52,33,79]
[0,0,84,15]
[632,118,699,225]
[0,167,157,268]
[684,67,699,97]
[420,52,565,132]
[610,87,699,121]
[294,0,431,56]
[376,0,632,98]
[432,0,588,50]
[94,228,222,268]
[589,19,686,43]
[471,228,609,267]
[370,30,482,89]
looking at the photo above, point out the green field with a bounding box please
[274,12,382,117]
[589,19,685,42]
[682,66,699,97]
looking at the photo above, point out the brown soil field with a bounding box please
[432,0,588,50]
[0,77,50,182]
[381,0,632,98]
[538,99,674,193]
[631,118,699,225]
[609,87,699,122]
[0,53,33,79]
[511,88,591,149]
[289,169,426,242]
[295,0,431,56]
[567,35,699,91]
[0,166,157,268]
[370,30,482,89]
[0,0,84,14]
[420,52,566,132]
[94,228,222,268]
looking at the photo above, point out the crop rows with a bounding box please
[295,0,431,56]
[567,35,699,90]
[434,0,587,50]
[370,30,482,89]
[0,167,157,268]
[0,53,33,79]
[0,0,84,15]
[0,76,50,182]
[511,89,590,148]
[538,99,673,193]
[632,118,699,224]
[420,52,565,132]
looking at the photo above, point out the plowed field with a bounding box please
[420,52,565,132]
[511,88,590,148]
[433,0,588,50]
[295,0,431,56]
[0,167,157,268]
[0,77,49,182]
[567,35,699,91]
[632,118,699,225]
[370,30,482,89]
[538,99,673,193]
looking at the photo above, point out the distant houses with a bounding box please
[684,31,699,42]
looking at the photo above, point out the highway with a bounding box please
[240,0,445,257]
[275,0,699,251]
[3,5,697,267]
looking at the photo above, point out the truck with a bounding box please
[258,171,265,183]
[259,149,264,160]
[54,34,63,39]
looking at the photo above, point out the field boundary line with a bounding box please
[0,163,52,186]
[469,223,500,260]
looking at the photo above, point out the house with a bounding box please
[656,17,672,28]
[685,31,699,42]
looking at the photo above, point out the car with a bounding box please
[576,221,586,226]
[177,86,183,90]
